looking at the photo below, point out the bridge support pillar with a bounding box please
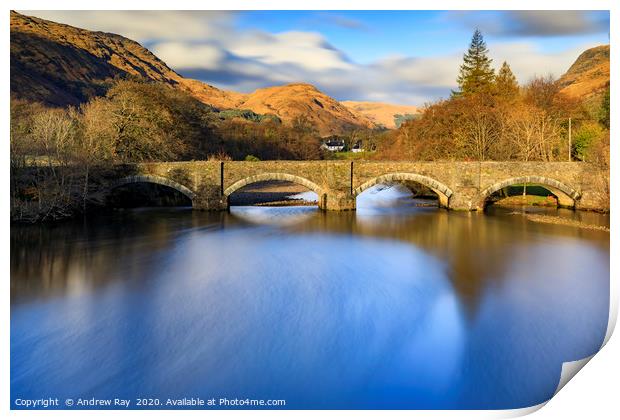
[319,192,356,211]
[447,189,481,211]
[192,185,228,211]
[193,196,228,211]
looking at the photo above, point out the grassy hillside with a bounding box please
[558,44,609,102]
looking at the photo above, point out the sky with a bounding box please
[24,10,610,106]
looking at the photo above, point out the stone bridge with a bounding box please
[99,161,608,211]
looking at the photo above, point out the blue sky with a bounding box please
[24,10,610,105]
[235,11,609,61]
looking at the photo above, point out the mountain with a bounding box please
[182,82,376,135]
[10,11,375,135]
[10,10,182,106]
[179,78,245,109]
[238,84,374,134]
[558,44,609,101]
[342,101,419,129]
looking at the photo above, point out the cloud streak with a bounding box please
[449,10,609,37]
[502,11,609,36]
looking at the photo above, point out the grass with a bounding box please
[494,195,557,207]
[491,184,558,207]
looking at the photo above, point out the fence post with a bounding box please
[568,117,572,162]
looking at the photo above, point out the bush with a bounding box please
[573,122,604,161]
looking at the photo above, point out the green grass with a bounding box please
[493,195,558,207]
[492,184,558,207]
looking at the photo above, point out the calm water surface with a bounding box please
[11,186,610,409]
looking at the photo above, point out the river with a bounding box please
[10,185,610,409]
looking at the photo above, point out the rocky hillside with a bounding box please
[179,78,245,110]
[342,101,419,129]
[10,11,376,135]
[558,44,609,101]
[10,10,183,105]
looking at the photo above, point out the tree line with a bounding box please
[378,29,610,167]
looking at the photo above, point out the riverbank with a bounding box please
[492,194,557,207]
[511,212,610,232]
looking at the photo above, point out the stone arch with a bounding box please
[108,175,196,201]
[478,176,581,208]
[223,173,324,197]
[353,172,454,208]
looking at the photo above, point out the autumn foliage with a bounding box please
[378,31,609,166]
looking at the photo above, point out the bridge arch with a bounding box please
[108,175,196,201]
[223,173,324,197]
[478,175,581,208]
[353,173,454,208]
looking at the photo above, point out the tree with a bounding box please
[83,79,221,163]
[77,98,116,208]
[454,29,495,96]
[495,61,519,101]
[599,85,610,129]
[572,122,604,161]
[452,95,501,160]
[505,104,544,161]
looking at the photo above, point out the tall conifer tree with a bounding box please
[454,29,495,96]
[495,61,519,100]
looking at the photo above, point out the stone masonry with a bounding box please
[101,161,609,211]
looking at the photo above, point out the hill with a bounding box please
[239,84,374,135]
[10,10,183,106]
[10,11,375,135]
[342,101,419,129]
[558,44,609,101]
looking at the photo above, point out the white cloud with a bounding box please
[151,42,226,70]
[446,10,609,37]
[22,10,234,41]
[229,31,354,71]
[501,11,609,36]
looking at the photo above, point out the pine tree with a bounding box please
[454,29,495,96]
[495,61,519,100]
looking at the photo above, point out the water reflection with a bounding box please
[357,183,436,213]
[230,205,317,226]
[10,189,609,409]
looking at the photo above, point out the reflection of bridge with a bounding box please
[101,161,608,211]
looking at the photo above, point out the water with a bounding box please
[10,185,610,409]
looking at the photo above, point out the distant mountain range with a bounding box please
[10,11,609,135]
[341,101,419,129]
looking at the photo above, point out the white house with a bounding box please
[320,138,345,152]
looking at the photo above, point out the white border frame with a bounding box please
[2,1,616,419]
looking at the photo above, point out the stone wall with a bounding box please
[100,160,609,212]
